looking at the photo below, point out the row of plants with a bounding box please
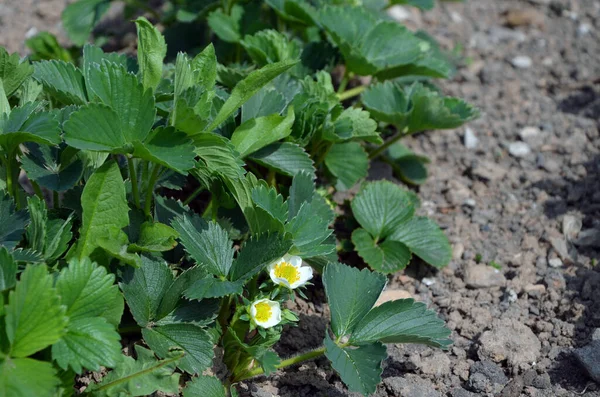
[1,1,477,396]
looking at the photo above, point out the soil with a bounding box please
[2,0,600,396]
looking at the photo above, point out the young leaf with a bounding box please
[171,214,234,277]
[135,17,167,91]
[61,0,110,46]
[230,107,295,158]
[33,60,87,105]
[324,142,368,191]
[191,44,217,91]
[241,29,302,67]
[0,194,28,250]
[44,214,74,262]
[0,247,17,291]
[249,142,315,178]
[388,216,452,268]
[324,334,386,396]
[251,184,288,224]
[85,345,181,396]
[0,48,34,97]
[325,107,382,144]
[51,317,121,373]
[207,6,243,43]
[350,299,452,348]
[351,181,415,240]
[287,170,314,221]
[133,127,196,173]
[75,160,129,260]
[229,233,292,282]
[129,221,178,253]
[204,60,298,132]
[5,265,68,357]
[183,375,226,397]
[142,324,215,374]
[0,358,59,397]
[25,196,47,253]
[323,262,386,338]
[352,228,412,274]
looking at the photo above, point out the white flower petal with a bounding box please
[290,265,313,289]
[288,255,303,268]
[250,299,281,329]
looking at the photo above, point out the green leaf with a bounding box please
[241,29,302,67]
[82,44,137,86]
[183,375,226,397]
[207,6,243,43]
[87,61,156,142]
[5,265,68,357]
[286,200,332,256]
[44,214,74,262]
[184,277,244,300]
[119,256,174,327]
[361,81,410,128]
[390,0,434,9]
[0,358,59,397]
[229,233,291,282]
[86,345,181,396]
[33,60,87,105]
[135,17,167,92]
[26,32,73,62]
[325,142,368,191]
[25,196,47,253]
[350,299,452,348]
[194,133,245,180]
[249,142,315,178]
[129,221,178,253]
[155,299,219,328]
[22,143,84,191]
[352,228,412,274]
[51,317,121,373]
[142,324,215,374]
[133,127,196,173]
[62,0,110,46]
[56,257,124,326]
[0,102,61,150]
[325,107,382,144]
[0,48,34,97]
[0,247,17,291]
[204,60,298,133]
[324,334,386,396]
[388,216,451,268]
[241,87,287,123]
[155,266,209,320]
[0,194,28,250]
[287,170,314,221]
[351,181,415,240]
[63,104,127,152]
[171,214,234,277]
[230,107,294,158]
[323,262,386,338]
[192,44,217,91]
[251,184,288,224]
[96,228,142,267]
[75,160,129,259]
[264,0,318,25]
[387,142,430,185]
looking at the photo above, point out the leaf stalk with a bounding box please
[234,346,326,382]
[337,85,367,102]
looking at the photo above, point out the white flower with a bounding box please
[269,255,313,289]
[249,299,281,329]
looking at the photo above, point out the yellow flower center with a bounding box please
[254,302,272,322]
[273,261,300,284]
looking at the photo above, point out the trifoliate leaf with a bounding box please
[22,143,84,192]
[241,29,302,67]
[183,375,226,397]
[324,334,386,396]
[0,246,17,291]
[5,265,68,357]
[323,262,386,338]
[0,358,59,397]
[33,60,87,105]
[75,160,129,260]
[133,127,196,173]
[351,181,415,240]
[207,6,243,43]
[61,0,110,46]
[350,299,452,348]
[287,170,314,220]
[230,107,294,158]
[251,184,288,224]
[86,345,181,396]
[325,142,368,191]
[352,228,412,274]
[0,48,34,97]
[56,257,124,326]
[171,214,234,277]
[388,216,451,268]
[204,60,298,132]
[51,317,121,373]
[142,324,215,374]
[135,17,166,92]
[119,256,174,327]
[229,233,292,282]
[184,277,244,300]
[249,142,315,178]
[0,194,28,250]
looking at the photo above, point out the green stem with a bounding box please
[314,142,332,167]
[267,169,276,188]
[337,75,349,94]
[128,157,141,209]
[144,164,161,218]
[218,295,233,330]
[118,325,142,335]
[211,194,218,221]
[95,351,185,392]
[337,85,367,101]
[235,346,327,382]
[183,185,204,206]
[31,180,44,200]
[53,191,59,209]
[368,131,403,160]
[5,156,14,201]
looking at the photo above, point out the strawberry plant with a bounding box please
[0,2,478,394]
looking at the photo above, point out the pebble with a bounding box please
[464,127,479,149]
[574,340,600,382]
[387,5,411,21]
[422,277,436,286]
[511,55,533,69]
[592,328,600,341]
[464,264,506,288]
[478,319,541,369]
[384,375,442,397]
[577,23,592,36]
[508,142,532,158]
[524,284,546,298]
[518,126,540,140]
[548,258,563,268]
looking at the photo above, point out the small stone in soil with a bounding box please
[478,319,541,369]
[464,264,506,288]
[384,375,442,397]
[508,142,532,158]
[511,55,533,69]
[574,340,600,382]
[519,126,540,140]
[464,127,478,149]
[548,258,563,268]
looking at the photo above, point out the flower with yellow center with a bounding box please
[268,255,313,289]
[249,299,281,328]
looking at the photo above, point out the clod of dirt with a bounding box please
[468,360,508,393]
[383,374,442,397]
[574,340,600,382]
[503,8,546,29]
[478,319,541,370]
